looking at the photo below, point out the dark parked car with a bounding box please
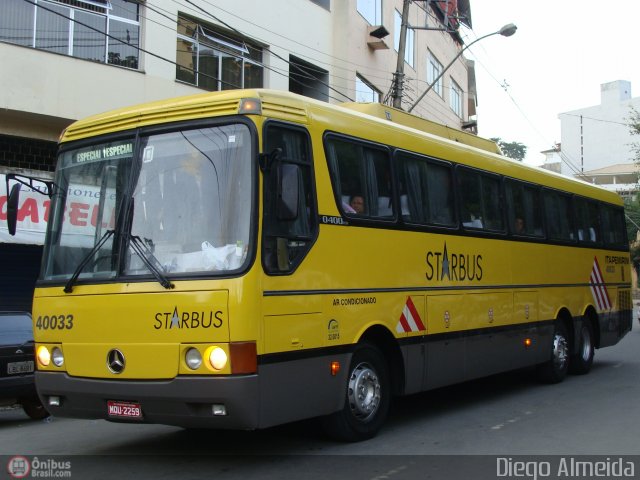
[0,312,49,419]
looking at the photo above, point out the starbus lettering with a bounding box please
[425,242,482,282]
[154,307,223,330]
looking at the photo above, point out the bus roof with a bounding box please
[60,89,623,206]
[339,102,502,155]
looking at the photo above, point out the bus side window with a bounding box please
[601,204,627,248]
[397,151,455,227]
[505,180,543,237]
[325,136,393,219]
[575,197,601,245]
[543,189,574,242]
[458,167,504,232]
[262,124,317,274]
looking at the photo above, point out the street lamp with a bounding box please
[407,23,517,113]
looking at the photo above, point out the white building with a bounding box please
[579,163,639,201]
[557,80,640,177]
[540,143,562,174]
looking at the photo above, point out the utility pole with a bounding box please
[391,0,411,109]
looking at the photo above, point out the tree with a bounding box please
[626,107,640,254]
[628,107,640,163]
[627,197,640,279]
[490,137,527,161]
[625,197,640,243]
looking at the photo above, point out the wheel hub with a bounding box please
[553,333,569,369]
[347,362,381,421]
[579,327,592,361]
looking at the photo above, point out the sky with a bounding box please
[462,1,640,165]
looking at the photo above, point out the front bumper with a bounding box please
[0,375,37,401]
[35,371,259,429]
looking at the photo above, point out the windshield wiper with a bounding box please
[128,235,174,290]
[64,229,115,293]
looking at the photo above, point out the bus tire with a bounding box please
[569,320,594,375]
[323,342,390,442]
[21,397,50,420]
[536,320,570,384]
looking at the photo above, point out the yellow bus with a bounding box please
[6,89,632,441]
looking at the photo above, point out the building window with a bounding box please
[450,78,463,117]
[427,51,443,97]
[176,15,263,91]
[309,0,330,10]
[355,75,380,103]
[357,0,382,25]
[0,0,140,69]
[394,10,414,68]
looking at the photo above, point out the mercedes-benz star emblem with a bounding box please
[107,349,126,374]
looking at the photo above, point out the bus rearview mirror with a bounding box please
[7,183,21,236]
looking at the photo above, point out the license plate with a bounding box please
[107,400,143,419]
[7,361,34,375]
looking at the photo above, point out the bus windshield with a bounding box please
[42,124,253,283]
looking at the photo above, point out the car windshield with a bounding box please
[41,123,253,283]
[0,313,33,344]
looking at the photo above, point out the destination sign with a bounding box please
[74,142,133,164]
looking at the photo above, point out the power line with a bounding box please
[145,0,395,97]
[560,113,630,127]
[187,0,397,78]
[458,28,587,176]
[19,0,352,103]
[158,0,474,112]
[19,0,476,124]
[20,0,238,88]
[133,0,356,102]
[180,0,353,102]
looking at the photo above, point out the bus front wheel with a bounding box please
[21,396,50,420]
[537,320,570,384]
[323,342,390,442]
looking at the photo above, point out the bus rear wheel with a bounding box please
[323,342,390,442]
[537,321,569,384]
[569,320,594,375]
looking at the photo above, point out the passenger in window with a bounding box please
[514,217,525,234]
[349,195,365,214]
[342,201,355,213]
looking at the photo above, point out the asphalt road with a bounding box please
[1,321,639,479]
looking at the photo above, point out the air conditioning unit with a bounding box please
[366,25,389,50]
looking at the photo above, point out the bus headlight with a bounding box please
[185,347,202,370]
[51,347,64,367]
[209,347,228,371]
[37,346,51,367]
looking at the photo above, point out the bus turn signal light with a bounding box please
[230,342,257,374]
[524,338,532,348]
[331,361,340,376]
